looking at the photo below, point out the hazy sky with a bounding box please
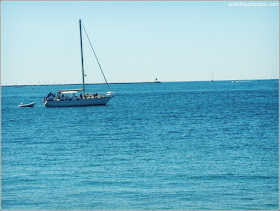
[1,1,279,85]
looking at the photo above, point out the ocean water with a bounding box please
[1,80,279,210]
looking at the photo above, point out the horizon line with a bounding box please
[1,78,278,87]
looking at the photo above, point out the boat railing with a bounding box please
[45,91,113,102]
[106,91,114,97]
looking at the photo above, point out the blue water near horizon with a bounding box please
[1,80,279,210]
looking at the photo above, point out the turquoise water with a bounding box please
[1,80,279,209]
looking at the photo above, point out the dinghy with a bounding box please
[19,102,35,107]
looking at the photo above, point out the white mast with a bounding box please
[79,19,86,97]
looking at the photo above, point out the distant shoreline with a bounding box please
[1,79,278,87]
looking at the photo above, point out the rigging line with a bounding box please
[81,22,111,91]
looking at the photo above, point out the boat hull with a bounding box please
[44,97,112,107]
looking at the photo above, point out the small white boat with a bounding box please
[19,102,35,107]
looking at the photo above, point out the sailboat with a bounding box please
[44,20,113,107]
[210,72,214,82]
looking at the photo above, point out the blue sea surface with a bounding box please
[1,80,279,210]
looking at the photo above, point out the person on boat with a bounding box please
[57,91,61,99]
[86,93,89,98]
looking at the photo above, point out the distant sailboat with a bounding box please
[210,72,214,82]
[44,20,113,107]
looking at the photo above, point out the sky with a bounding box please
[1,1,279,85]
